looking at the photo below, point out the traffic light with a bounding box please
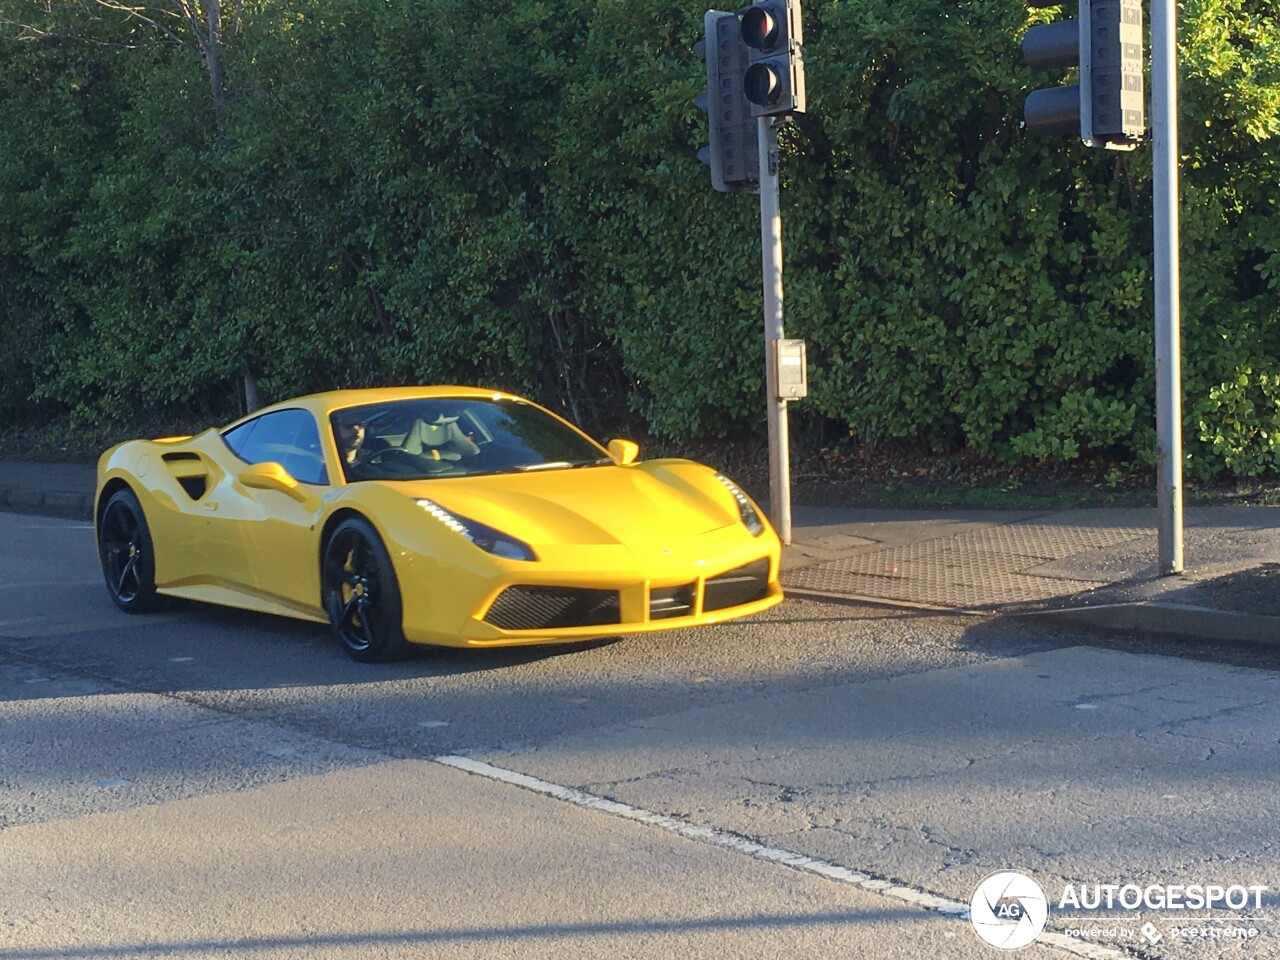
[695,10,760,193]
[739,0,806,118]
[1089,0,1145,145]
[1022,0,1144,150]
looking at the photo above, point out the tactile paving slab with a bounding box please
[786,517,1154,608]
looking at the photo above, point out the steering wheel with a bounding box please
[349,447,420,477]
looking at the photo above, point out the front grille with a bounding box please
[703,559,771,612]
[484,586,621,631]
[649,583,696,620]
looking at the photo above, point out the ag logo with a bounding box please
[969,871,1049,949]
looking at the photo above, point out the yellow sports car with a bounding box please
[95,387,783,660]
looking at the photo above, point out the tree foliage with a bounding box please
[1,0,1276,476]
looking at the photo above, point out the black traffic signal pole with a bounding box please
[737,1,803,547]
[696,2,805,544]
[1022,0,1181,574]
[755,116,791,545]
[740,0,805,545]
[1151,0,1183,575]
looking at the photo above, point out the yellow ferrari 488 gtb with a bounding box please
[95,387,783,661]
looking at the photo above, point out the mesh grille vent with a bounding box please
[485,586,621,631]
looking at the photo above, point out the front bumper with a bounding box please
[397,544,783,648]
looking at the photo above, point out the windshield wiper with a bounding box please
[513,458,613,472]
[513,461,574,472]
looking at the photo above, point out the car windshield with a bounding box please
[330,397,610,483]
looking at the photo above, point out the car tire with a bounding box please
[322,517,410,662]
[98,488,165,613]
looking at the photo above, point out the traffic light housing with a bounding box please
[695,10,760,193]
[1089,0,1145,145]
[740,0,806,118]
[1022,0,1144,150]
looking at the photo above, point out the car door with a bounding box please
[214,409,331,616]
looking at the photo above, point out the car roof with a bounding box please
[221,386,527,432]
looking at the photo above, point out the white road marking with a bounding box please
[433,754,1127,960]
[417,720,450,728]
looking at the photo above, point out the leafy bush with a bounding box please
[0,0,1276,478]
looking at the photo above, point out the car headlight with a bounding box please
[416,499,538,561]
[715,474,765,537]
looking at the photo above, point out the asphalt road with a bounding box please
[1,511,1278,959]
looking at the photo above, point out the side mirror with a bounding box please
[238,461,318,507]
[607,438,640,465]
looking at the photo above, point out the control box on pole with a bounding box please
[774,339,808,400]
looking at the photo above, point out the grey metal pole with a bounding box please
[758,116,792,545]
[1152,0,1183,574]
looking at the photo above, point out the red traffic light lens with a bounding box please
[743,63,782,105]
[740,7,779,50]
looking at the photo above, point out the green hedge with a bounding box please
[1,0,1277,476]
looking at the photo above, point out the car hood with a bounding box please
[375,461,740,547]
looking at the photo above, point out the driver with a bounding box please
[334,416,389,467]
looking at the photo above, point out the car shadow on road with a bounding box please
[0,595,628,692]
[0,908,924,959]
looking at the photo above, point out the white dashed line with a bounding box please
[432,755,1127,960]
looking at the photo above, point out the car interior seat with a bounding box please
[401,417,481,461]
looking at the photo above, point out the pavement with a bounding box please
[2,458,1277,644]
[783,503,1280,645]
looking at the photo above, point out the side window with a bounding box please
[222,419,259,459]
[223,410,329,486]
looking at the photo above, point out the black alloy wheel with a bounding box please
[322,517,409,662]
[98,489,163,613]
